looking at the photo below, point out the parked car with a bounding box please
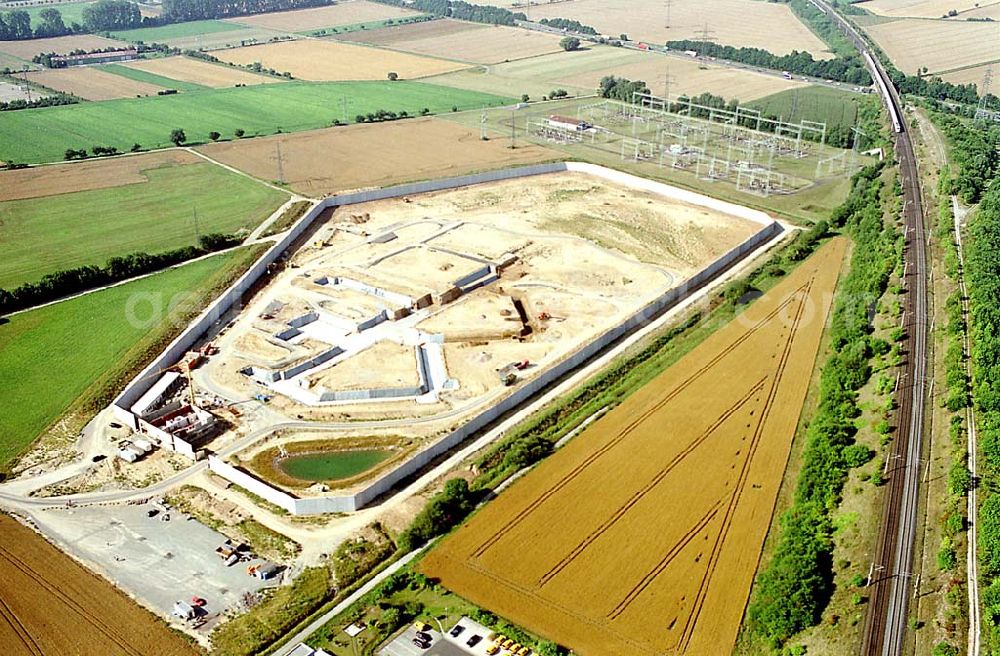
[147,509,159,518]
[450,625,465,637]
[412,637,430,650]
[467,635,483,647]
[416,631,432,642]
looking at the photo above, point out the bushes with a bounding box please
[210,566,332,656]
[746,163,898,646]
[931,110,1000,204]
[0,233,240,315]
[397,479,478,551]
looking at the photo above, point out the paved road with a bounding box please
[807,2,931,655]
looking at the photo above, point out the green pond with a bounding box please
[279,449,391,482]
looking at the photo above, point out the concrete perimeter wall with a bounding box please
[112,162,780,512]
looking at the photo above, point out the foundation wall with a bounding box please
[111,162,778,468]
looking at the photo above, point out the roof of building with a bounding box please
[130,371,181,416]
[548,114,589,126]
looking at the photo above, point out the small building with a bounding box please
[547,114,592,132]
[51,49,138,67]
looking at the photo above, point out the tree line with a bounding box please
[0,93,78,111]
[370,0,525,25]
[0,0,333,40]
[964,175,1000,651]
[665,39,872,86]
[746,162,900,647]
[539,17,598,35]
[0,233,240,315]
[931,109,1000,204]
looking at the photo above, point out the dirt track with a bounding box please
[0,514,198,656]
[421,238,847,656]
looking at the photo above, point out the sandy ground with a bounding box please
[0,34,127,60]
[195,117,560,196]
[335,19,565,64]
[0,513,197,656]
[296,280,393,321]
[0,149,199,201]
[306,340,420,392]
[122,55,281,87]
[202,169,756,426]
[417,291,522,340]
[212,39,467,81]
[420,237,847,656]
[860,0,994,17]
[470,0,834,57]
[0,80,33,103]
[24,65,164,100]
[864,18,1000,74]
[225,0,421,31]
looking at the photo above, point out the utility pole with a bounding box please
[480,107,488,140]
[509,107,516,149]
[341,95,348,123]
[975,65,993,122]
[275,141,285,185]
[665,0,672,29]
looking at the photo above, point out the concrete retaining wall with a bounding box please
[113,161,779,495]
[207,456,300,513]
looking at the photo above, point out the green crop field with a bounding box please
[0,161,285,288]
[103,63,208,92]
[0,246,261,471]
[302,14,433,37]
[11,1,96,29]
[749,86,861,135]
[110,19,245,43]
[0,80,513,163]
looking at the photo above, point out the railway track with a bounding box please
[806,2,930,654]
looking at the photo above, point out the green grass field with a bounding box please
[110,19,245,43]
[0,81,513,163]
[103,63,208,92]
[0,246,262,470]
[749,86,861,134]
[302,14,433,36]
[0,161,285,288]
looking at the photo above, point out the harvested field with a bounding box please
[0,34,126,60]
[864,18,1000,73]
[225,0,419,31]
[213,39,466,81]
[860,0,992,17]
[23,66,163,100]
[121,55,279,87]
[110,20,284,50]
[0,149,198,202]
[335,19,564,64]
[941,62,998,87]
[427,45,806,101]
[960,2,1000,19]
[421,237,847,656]
[0,514,197,656]
[471,0,833,57]
[196,117,559,196]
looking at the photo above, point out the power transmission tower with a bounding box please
[480,107,488,140]
[509,107,516,149]
[665,0,672,29]
[659,66,675,105]
[975,66,993,122]
[21,65,31,103]
[341,95,348,123]
[275,140,285,185]
[695,22,715,44]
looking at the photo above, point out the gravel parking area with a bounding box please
[28,500,271,631]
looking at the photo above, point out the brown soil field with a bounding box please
[0,150,199,202]
[0,513,198,656]
[225,0,420,31]
[335,19,565,64]
[864,18,1000,73]
[212,39,466,81]
[0,34,126,60]
[122,55,280,87]
[860,0,991,17]
[470,0,833,57]
[23,66,164,100]
[195,117,560,195]
[421,237,847,656]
